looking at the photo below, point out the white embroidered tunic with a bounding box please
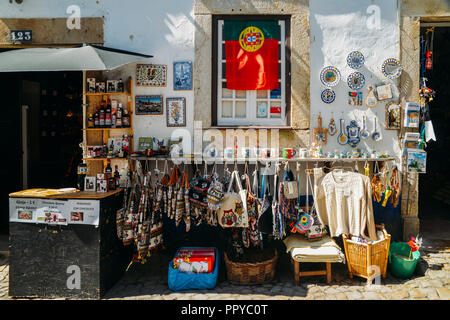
[314,170,377,241]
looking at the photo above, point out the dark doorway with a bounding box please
[0,71,83,233]
[418,26,450,221]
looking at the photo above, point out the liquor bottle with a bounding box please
[117,78,124,93]
[105,160,112,181]
[94,107,100,128]
[122,135,129,157]
[99,100,105,128]
[111,101,117,128]
[116,103,123,128]
[88,113,94,128]
[77,163,87,191]
[105,98,112,127]
[122,108,130,127]
[108,173,116,191]
[114,165,120,188]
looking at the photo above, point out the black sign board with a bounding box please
[10,30,32,43]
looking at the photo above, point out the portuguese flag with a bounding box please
[224,20,280,90]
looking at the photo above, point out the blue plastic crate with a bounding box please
[168,247,219,291]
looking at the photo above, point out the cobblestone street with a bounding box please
[0,220,449,301]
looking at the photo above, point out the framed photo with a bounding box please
[407,149,427,173]
[135,95,164,115]
[173,61,192,90]
[85,176,96,192]
[138,137,154,152]
[136,64,167,86]
[385,101,401,130]
[166,97,186,127]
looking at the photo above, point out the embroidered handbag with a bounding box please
[279,169,298,222]
[175,169,189,227]
[217,170,248,228]
[282,169,298,199]
[243,173,262,248]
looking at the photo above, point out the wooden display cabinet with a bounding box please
[82,72,134,177]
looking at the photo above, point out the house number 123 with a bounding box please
[10,30,32,43]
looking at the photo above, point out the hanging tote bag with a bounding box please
[283,168,299,199]
[243,173,263,248]
[279,169,299,222]
[217,170,248,228]
[258,167,273,234]
[175,169,189,228]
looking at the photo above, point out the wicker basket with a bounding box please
[342,224,391,284]
[224,250,278,285]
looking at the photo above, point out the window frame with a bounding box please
[211,14,291,127]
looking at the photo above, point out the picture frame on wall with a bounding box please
[135,95,164,115]
[136,64,167,87]
[173,61,192,90]
[166,97,186,127]
[385,101,401,130]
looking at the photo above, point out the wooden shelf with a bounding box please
[128,156,397,162]
[82,127,132,131]
[83,158,128,161]
[83,92,128,96]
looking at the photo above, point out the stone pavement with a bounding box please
[0,234,449,301]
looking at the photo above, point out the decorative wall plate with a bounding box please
[347,51,365,69]
[320,66,341,87]
[347,72,365,90]
[346,120,361,147]
[382,58,403,79]
[321,89,336,103]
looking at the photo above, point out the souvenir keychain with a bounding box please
[328,112,337,136]
[381,165,393,207]
[313,113,328,146]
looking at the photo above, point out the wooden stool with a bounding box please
[292,258,332,285]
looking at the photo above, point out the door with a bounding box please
[0,74,22,232]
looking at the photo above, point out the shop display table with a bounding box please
[284,235,346,285]
[8,188,133,299]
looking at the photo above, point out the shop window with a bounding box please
[212,15,291,127]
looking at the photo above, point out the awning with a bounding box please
[0,45,152,72]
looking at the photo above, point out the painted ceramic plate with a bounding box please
[320,66,341,87]
[321,89,336,104]
[347,72,365,90]
[347,51,365,69]
[382,58,403,79]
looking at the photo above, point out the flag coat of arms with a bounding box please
[224,20,280,90]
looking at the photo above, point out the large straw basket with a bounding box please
[224,250,278,285]
[342,224,391,284]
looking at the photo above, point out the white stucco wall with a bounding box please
[310,0,402,161]
[1,0,196,152]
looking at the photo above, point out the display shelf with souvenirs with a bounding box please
[82,73,134,178]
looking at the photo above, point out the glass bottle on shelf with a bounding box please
[94,107,100,128]
[116,103,123,128]
[105,160,112,181]
[99,100,105,128]
[105,98,112,128]
[122,109,130,127]
[114,165,120,189]
[88,113,94,128]
[117,78,124,93]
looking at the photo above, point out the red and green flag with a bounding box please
[224,20,280,90]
